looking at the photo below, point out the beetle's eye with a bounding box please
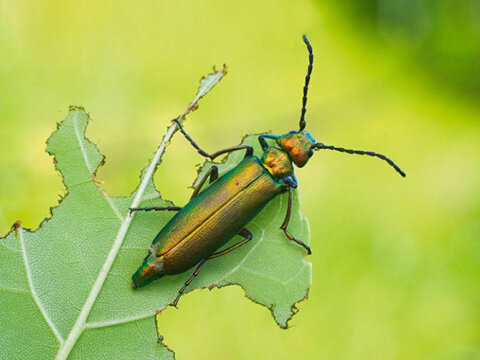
[288,130,296,135]
[308,148,314,157]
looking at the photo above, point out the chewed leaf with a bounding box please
[1,97,310,358]
[0,64,230,359]
[0,109,178,359]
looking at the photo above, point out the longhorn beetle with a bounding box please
[131,35,406,307]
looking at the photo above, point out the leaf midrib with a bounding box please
[54,118,178,360]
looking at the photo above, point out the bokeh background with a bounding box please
[1,1,479,359]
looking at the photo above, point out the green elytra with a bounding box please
[131,35,406,307]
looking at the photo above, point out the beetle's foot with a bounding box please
[283,229,312,255]
[169,300,180,309]
[296,240,312,255]
[128,207,138,216]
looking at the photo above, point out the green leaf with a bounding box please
[0,77,310,359]
[192,64,228,104]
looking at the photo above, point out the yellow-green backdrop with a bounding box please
[1,1,479,359]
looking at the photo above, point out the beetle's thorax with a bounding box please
[261,147,294,179]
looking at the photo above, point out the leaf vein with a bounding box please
[84,310,159,329]
[73,112,93,173]
[0,286,28,294]
[102,193,124,223]
[18,227,64,343]
[239,267,289,285]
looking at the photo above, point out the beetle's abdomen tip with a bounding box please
[132,282,139,290]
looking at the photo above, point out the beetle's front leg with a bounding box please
[258,134,280,151]
[172,118,211,158]
[173,119,253,160]
[280,186,311,254]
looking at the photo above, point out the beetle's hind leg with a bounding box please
[129,206,182,215]
[208,228,253,258]
[170,228,253,308]
[280,187,312,254]
[170,258,208,308]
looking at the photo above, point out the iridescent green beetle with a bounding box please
[131,35,406,307]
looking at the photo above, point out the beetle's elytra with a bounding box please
[131,35,405,307]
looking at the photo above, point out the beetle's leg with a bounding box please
[282,174,298,189]
[258,134,280,151]
[129,206,182,214]
[170,258,207,308]
[280,186,312,254]
[173,119,253,160]
[170,228,253,308]
[208,228,253,258]
[172,118,212,158]
[209,145,253,160]
[190,165,219,199]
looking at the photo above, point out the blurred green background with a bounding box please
[1,1,479,359]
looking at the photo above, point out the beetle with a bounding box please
[130,35,406,307]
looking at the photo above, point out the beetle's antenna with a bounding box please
[299,34,313,131]
[314,143,406,177]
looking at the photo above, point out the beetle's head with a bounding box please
[132,253,165,289]
[276,130,316,167]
